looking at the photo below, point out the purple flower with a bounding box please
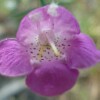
[0,3,100,96]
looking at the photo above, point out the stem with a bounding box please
[40,0,46,6]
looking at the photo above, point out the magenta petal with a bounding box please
[66,33,100,69]
[53,6,80,35]
[26,61,79,96]
[0,39,32,77]
[17,4,80,45]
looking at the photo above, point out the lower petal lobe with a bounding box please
[66,33,100,69]
[0,38,32,77]
[26,61,79,96]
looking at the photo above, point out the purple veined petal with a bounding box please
[26,61,79,96]
[66,33,100,69]
[16,4,80,46]
[52,5,80,35]
[0,38,33,77]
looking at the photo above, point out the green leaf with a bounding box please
[40,0,46,6]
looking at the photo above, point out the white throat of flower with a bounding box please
[39,29,60,57]
[26,4,67,64]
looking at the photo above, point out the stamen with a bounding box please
[49,41,60,56]
[39,29,60,57]
[45,33,60,57]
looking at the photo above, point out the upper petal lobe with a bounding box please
[16,4,80,46]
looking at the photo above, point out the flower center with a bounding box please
[26,30,67,65]
[39,29,60,57]
[25,3,67,64]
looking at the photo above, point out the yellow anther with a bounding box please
[45,33,60,57]
[49,41,60,57]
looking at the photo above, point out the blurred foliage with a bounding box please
[0,0,100,100]
[40,0,46,6]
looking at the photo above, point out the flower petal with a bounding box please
[52,6,80,35]
[66,33,100,69]
[0,38,33,77]
[16,4,80,46]
[26,61,79,96]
